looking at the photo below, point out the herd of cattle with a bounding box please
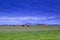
[20,25,30,27]
[0,25,30,27]
[1,24,58,27]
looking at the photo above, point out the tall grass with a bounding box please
[0,26,60,40]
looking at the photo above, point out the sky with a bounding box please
[0,0,60,25]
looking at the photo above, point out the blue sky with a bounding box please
[0,0,60,25]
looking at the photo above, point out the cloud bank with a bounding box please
[0,16,55,20]
[0,16,59,25]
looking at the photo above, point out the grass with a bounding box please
[0,26,60,40]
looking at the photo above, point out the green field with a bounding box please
[0,26,60,40]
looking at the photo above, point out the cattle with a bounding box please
[27,25,30,27]
[13,25,15,27]
[21,25,30,27]
[21,25,25,27]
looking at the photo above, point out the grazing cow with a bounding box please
[13,25,15,27]
[21,25,25,27]
[21,25,30,27]
[27,25,30,27]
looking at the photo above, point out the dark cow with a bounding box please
[13,25,15,27]
[21,25,30,27]
[27,25,30,27]
[21,25,25,27]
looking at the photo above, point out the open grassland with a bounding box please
[0,26,60,40]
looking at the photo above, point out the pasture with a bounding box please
[0,26,60,40]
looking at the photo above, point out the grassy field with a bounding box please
[0,26,60,40]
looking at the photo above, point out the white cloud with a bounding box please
[0,16,56,22]
[0,17,48,21]
[49,16,55,19]
[0,17,54,21]
[0,16,59,25]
